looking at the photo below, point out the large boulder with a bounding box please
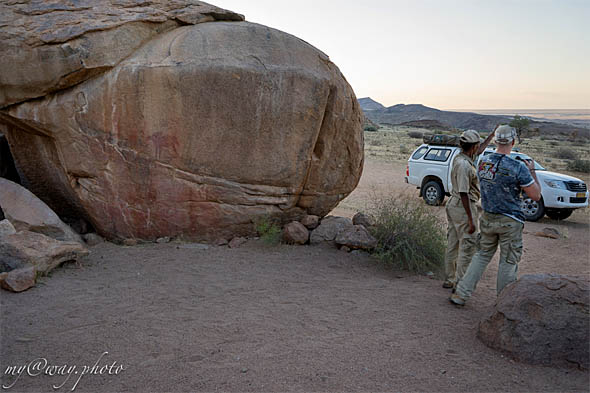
[478,274,589,370]
[0,2,364,243]
[0,178,82,243]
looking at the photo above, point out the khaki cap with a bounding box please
[460,129,480,143]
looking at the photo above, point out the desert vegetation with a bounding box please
[368,195,446,274]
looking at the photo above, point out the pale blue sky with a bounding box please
[216,0,589,109]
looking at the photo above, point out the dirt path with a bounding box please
[1,157,589,392]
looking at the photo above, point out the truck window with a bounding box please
[424,148,451,162]
[412,146,428,159]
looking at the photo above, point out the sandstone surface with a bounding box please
[0,2,364,242]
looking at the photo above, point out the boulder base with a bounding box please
[478,274,589,370]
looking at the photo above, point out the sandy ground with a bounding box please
[1,158,589,392]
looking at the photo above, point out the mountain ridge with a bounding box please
[359,98,589,138]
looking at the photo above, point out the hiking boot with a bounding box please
[449,293,466,306]
[442,280,454,289]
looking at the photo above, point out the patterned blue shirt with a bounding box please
[477,153,535,222]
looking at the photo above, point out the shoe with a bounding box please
[442,281,454,289]
[449,293,466,306]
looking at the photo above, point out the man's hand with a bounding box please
[524,159,535,172]
[468,218,476,234]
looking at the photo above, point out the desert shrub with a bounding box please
[407,130,424,139]
[566,159,590,173]
[364,126,378,132]
[399,144,410,154]
[368,196,446,274]
[254,217,282,245]
[553,148,578,160]
[368,139,383,146]
[548,140,559,147]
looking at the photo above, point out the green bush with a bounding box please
[254,217,282,245]
[364,126,378,132]
[566,159,590,173]
[553,147,578,160]
[368,196,446,274]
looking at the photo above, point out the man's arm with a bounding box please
[522,160,541,201]
[477,124,499,155]
[460,193,476,234]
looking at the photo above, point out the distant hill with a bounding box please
[358,97,385,111]
[358,99,589,139]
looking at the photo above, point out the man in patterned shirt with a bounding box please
[450,125,541,306]
[443,128,496,290]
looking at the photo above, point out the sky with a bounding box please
[215,0,589,110]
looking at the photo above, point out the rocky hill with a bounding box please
[358,97,385,111]
[359,99,589,139]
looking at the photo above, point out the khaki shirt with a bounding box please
[450,152,480,202]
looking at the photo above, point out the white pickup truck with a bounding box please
[405,143,589,221]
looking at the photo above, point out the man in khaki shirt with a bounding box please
[443,128,496,289]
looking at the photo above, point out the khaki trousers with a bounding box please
[456,212,524,299]
[444,197,479,284]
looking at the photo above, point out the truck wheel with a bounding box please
[521,197,545,221]
[545,209,573,221]
[423,181,444,206]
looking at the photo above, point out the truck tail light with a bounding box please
[406,165,409,176]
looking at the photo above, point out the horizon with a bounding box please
[359,98,590,112]
[216,1,590,111]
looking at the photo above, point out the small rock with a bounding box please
[241,368,249,373]
[215,238,229,246]
[310,216,354,245]
[340,246,351,253]
[82,233,104,247]
[335,225,377,250]
[0,266,36,292]
[0,219,17,238]
[123,238,138,246]
[300,215,320,230]
[350,249,366,256]
[0,231,88,274]
[228,237,247,248]
[156,236,170,244]
[425,271,435,278]
[352,212,374,228]
[282,221,309,245]
[534,227,560,239]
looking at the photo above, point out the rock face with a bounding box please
[478,274,589,370]
[0,178,82,243]
[0,1,364,243]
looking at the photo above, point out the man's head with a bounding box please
[494,125,517,145]
[459,129,481,156]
